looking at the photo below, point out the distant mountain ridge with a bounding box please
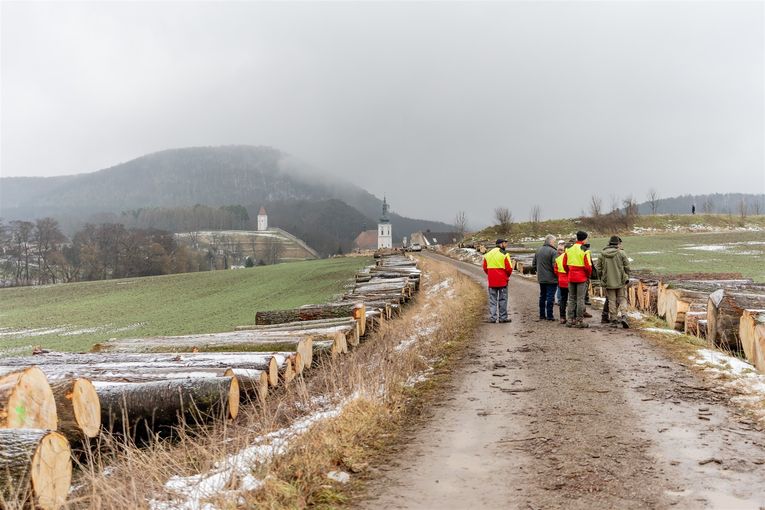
[0,145,452,249]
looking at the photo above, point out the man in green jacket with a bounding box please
[595,236,631,327]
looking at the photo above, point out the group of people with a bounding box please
[482,231,631,328]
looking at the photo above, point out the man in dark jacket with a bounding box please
[595,236,631,327]
[532,234,558,321]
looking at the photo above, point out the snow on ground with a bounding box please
[682,245,728,252]
[642,327,685,336]
[0,323,145,342]
[427,278,454,297]
[625,311,645,320]
[633,251,663,255]
[690,349,765,424]
[150,399,357,510]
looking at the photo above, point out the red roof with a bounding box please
[258,207,267,215]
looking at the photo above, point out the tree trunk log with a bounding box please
[94,332,316,355]
[255,303,365,326]
[707,290,765,350]
[754,322,765,373]
[0,429,71,510]
[0,367,57,430]
[665,289,710,331]
[739,309,765,366]
[95,376,239,436]
[684,309,707,337]
[248,317,357,331]
[49,379,101,439]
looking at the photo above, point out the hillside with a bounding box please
[0,145,452,245]
[0,256,370,354]
[636,193,765,215]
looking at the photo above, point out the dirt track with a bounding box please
[360,252,765,509]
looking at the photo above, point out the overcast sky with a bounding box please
[1,1,763,227]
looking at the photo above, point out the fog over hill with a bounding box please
[0,145,452,249]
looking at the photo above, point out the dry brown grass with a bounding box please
[56,256,483,509]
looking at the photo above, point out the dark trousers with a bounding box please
[539,283,556,319]
[558,286,569,320]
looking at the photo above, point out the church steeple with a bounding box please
[380,196,390,223]
[377,196,392,249]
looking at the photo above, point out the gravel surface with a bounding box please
[360,252,765,509]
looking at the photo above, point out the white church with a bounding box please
[377,197,392,249]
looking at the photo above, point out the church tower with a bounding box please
[377,197,392,249]
[257,207,268,231]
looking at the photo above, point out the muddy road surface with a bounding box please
[360,252,765,510]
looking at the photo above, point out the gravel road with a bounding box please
[360,252,765,509]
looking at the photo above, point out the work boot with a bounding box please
[609,320,620,328]
[583,311,593,318]
[575,319,589,328]
[565,320,575,328]
[559,318,567,324]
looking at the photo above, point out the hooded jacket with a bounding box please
[595,245,631,289]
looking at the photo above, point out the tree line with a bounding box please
[0,218,209,287]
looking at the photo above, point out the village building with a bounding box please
[353,229,379,251]
[257,206,268,231]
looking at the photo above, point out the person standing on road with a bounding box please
[563,231,592,328]
[595,236,631,327]
[554,242,570,324]
[532,234,558,321]
[483,238,513,323]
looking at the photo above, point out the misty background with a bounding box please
[1,1,764,227]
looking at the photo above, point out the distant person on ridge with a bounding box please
[532,234,558,321]
[483,238,513,323]
[595,236,631,328]
[554,242,570,324]
[692,203,696,215]
[563,231,592,328]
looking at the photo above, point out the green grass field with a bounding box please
[0,257,371,355]
[524,231,765,282]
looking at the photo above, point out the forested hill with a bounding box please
[0,145,452,245]
[637,193,765,215]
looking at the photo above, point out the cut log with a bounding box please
[739,309,765,366]
[4,352,289,388]
[255,303,365,326]
[0,367,57,430]
[94,332,316,355]
[754,322,765,373]
[0,429,71,510]
[224,369,268,404]
[665,289,710,331]
[684,309,707,337]
[697,320,708,339]
[247,317,357,331]
[95,376,240,435]
[707,290,765,350]
[49,379,101,439]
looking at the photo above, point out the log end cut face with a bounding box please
[31,431,72,510]
[228,376,240,420]
[5,367,58,430]
[72,379,101,438]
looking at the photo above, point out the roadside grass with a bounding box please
[0,257,371,354]
[64,256,484,509]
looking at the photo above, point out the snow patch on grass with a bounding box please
[642,327,684,336]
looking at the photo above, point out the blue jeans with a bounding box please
[539,283,556,319]
[488,286,508,322]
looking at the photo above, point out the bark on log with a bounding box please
[739,309,765,366]
[754,322,765,373]
[95,376,240,436]
[0,429,71,510]
[49,379,101,439]
[0,367,57,430]
[94,332,316,355]
[249,317,357,331]
[255,303,365,326]
[707,290,765,350]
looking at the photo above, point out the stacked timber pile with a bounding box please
[627,271,765,374]
[0,252,421,508]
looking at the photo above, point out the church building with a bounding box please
[257,206,268,231]
[377,197,392,249]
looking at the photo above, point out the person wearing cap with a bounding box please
[563,230,592,328]
[532,234,558,321]
[482,238,513,323]
[595,235,631,327]
[555,240,565,305]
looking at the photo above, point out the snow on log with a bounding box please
[0,367,57,430]
[255,303,365,326]
[49,379,100,439]
[93,332,316,355]
[0,429,71,510]
[95,376,240,435]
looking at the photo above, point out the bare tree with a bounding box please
[622,195,639,217]
[702,197,715,214]
[609,194,620,214]
[264,237,284,265]
[589,195,603,217]
[494,207,513,232]
[454,211,467,236]
[753,199,762,216]
[738,197,748,220]
[647,188,660,215]
[530,205,541,224]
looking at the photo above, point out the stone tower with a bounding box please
[257,207,268,231]
[377,197,392,249]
